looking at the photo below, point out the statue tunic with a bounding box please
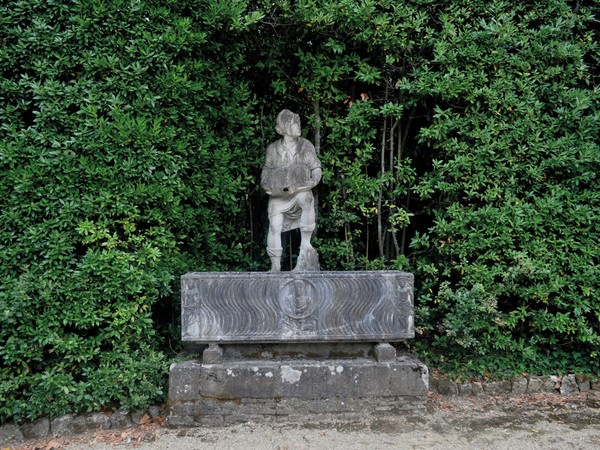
[261,137,321,232]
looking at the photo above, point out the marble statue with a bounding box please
[261,109,322,272]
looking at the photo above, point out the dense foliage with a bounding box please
[0,0,259,422]
[1,0,598,423]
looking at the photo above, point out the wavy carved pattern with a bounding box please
[241,279,279,336]
[182,271,414,343]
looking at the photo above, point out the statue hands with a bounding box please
[285,177,318,195]
[275,185,308,196]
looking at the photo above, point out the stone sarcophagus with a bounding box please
[181,271,414,343]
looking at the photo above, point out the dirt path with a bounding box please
[11,392,600,450]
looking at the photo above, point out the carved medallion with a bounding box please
[279,279,317,334]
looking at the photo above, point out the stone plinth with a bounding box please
[168,355,429,427]
[169,356,428,402]
[181,271,414,343]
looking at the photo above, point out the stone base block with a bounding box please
[168,355,428,426]
[168,396,429,428]
[374,343,397,362]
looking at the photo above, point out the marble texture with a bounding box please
[181,271,414,343]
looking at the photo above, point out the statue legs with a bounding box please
[266,193,319,272]
[298,192,315,250]
[294,193,319,271]
[267,213,284,272]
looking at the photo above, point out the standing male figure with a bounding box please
[261,109,322,272]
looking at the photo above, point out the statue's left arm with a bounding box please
[305,141,322,188]
[309,166,322,188]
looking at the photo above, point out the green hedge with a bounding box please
[0,0,260,423]
[403,1,600,376]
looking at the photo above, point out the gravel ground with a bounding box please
[10,392,600,450]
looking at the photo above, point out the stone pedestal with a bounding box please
[169,271,428,426]
[168,354,428,426]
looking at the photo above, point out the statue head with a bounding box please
[275,109,301,137]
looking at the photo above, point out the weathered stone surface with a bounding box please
[148,405,162,420]
[374,343,396,362]
[293,246,320,272]
[23,413,109,439]
[483,380,512,395]
[0,423,23,445]
[546,375,561,392]
[526,376,544,393]
[529,375,560,393]
[169,356,427,404]
[223,343,374,359]
[167,413,196,427]
[560,374,579,396]
[51,414,88,436]
[203,343,223,363]
[471,381,484,396]
[512,377,528,394]
[167,396,428,428]
[87,412,111,430]
[200,356,427,400]
[457,382,473,396]
[21,417,50,439]
[110,409,133,429]
[196,415,224,427]
[371,417,411,433]
[169,360,202,402]
[575,374,591,392]
[433,380,458,396]
[182,271,414,343]
[131,409,147,425]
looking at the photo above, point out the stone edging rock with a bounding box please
[0,405,166,446]
[429,374,599,397]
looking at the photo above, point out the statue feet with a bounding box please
[293,245,320,272]
[269,258,281,272]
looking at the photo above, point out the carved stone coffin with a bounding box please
[181,271,414,343]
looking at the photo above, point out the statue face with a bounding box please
[287,119,301,137]
[276,109,301,137]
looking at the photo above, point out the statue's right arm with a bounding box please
[260,171,272,194]
[261,145,275,193]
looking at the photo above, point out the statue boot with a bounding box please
[299,230,314,251]
[267,247,283,272]
[294,231,320,272]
